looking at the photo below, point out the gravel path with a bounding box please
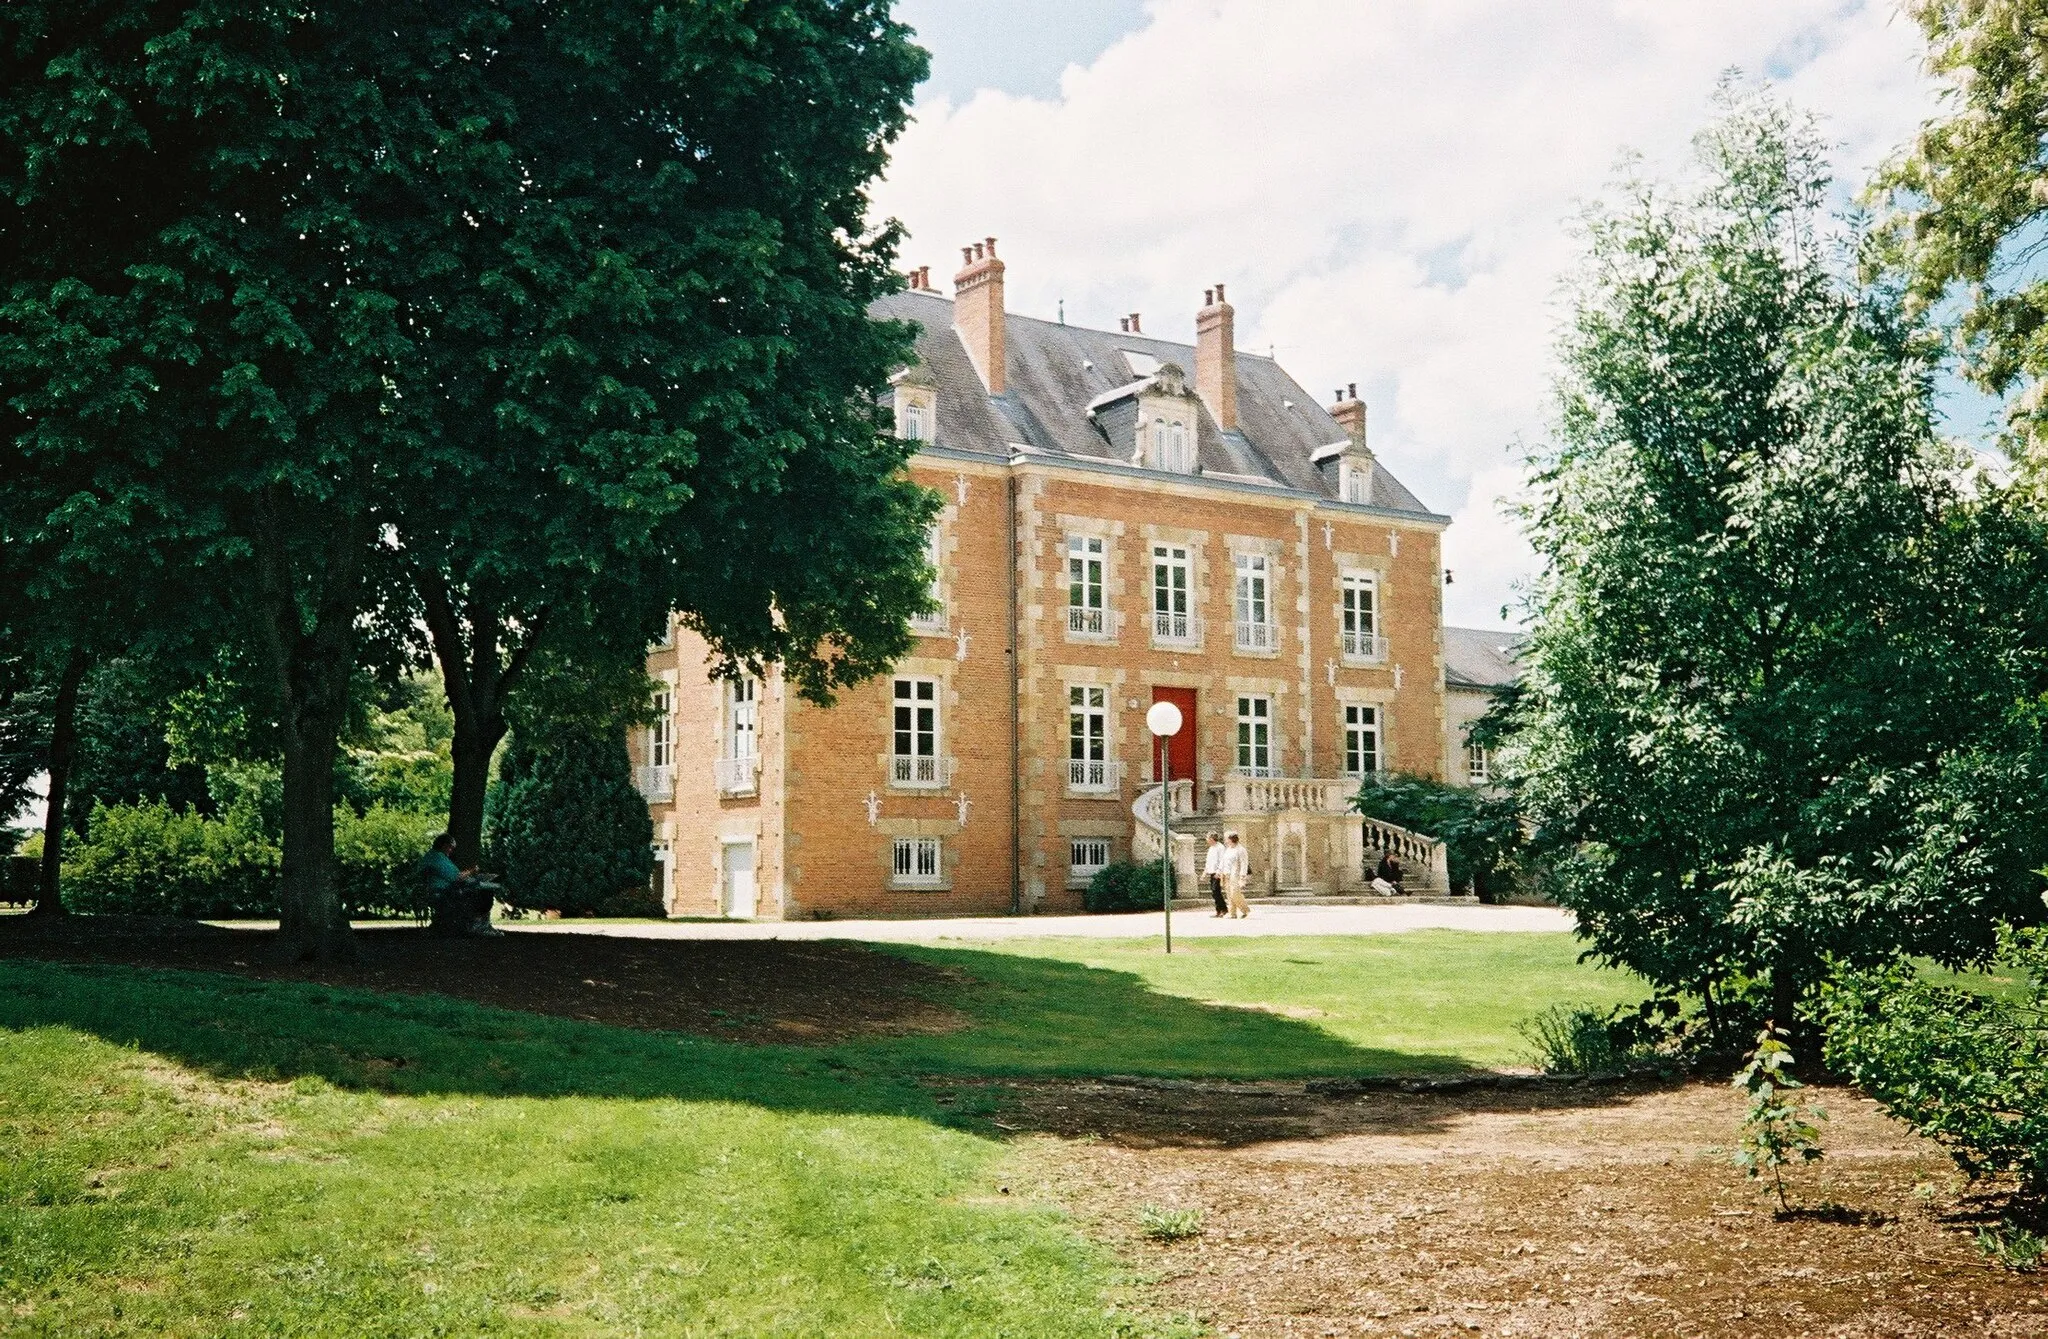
[491,902,1574,944]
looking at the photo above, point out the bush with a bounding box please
[1085,860,1169,914]
[1352,771,1522,900]
[1137,1205,1203,1242]
[486,727,654,915]
[63,799,279,919]
[334,804,443,920]
[1819,926,2048,1205]
[59,798,442,920]
[1518,1004,1621,1075]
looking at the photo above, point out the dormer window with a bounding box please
[1339,458,1371,504]
[890,365,938,444]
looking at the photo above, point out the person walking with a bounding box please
[1202,832,1227,917]
[1223,830,1252,919]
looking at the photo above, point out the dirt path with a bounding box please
[995,1078,2048,1338]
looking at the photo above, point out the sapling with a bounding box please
[1733,1023,1826,1213]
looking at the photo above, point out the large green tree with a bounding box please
[1512,89,2047,1028]
[1,1,935,956]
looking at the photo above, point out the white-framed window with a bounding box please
[892,837,943,887]
[903,399,929,442]
[1233,553,1275,651]
[648,687,674,768]
[1466,741,1492,785]
[717,678,759,795]
[911,522,946,632]
[891,677,942,786]
[1339,459,1371,504]
[651,617,674,650]
[1344,704,1381,778]
[1153,418,1193,473]
[1068,685,1114,790]
[1070,838,1111,881]
[1341,571,1383,661]
[1152,543,1195,642]
[1235,695,1274,776]
[1067,534,1108,635]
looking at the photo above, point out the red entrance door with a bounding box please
[1151,687,1197,783]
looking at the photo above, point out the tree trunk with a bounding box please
[414,565,538,870]
[276,686,352,962]
[254,502,362,964]
[28,648,88,919]
[447,713,507,869]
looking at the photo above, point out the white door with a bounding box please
[721,842,757,919]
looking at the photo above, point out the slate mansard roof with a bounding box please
[869,289,1444,521]
[1442,626,1523,692]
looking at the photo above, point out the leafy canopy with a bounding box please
[1511,86,2045,1011]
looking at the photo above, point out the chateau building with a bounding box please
[639,240,1454,918]
[1443,626,1521,788]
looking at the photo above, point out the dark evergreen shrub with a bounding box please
[1085,860,1170,914]
[486,727,654,916]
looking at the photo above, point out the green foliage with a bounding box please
[1977,1223,2046,1272]
[1137,1206,1203,1242]
[486,728,654,916]
[0,0,937,952]
[1819,926,2048,1203]
[1732,1025,1826,1213]
[1870,0,2048,464]
[61,801,279,920]
[1352,771,1523,899]
[60,797,440,920]
[333,805,443,920]
[1517,1005,1622,1075]
[1509,86,2048,1023]
[1084,861,1169,914]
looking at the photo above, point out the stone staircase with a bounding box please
[1132,775,1455,900]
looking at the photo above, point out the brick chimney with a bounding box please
[952,237,1005,394]
[1330,382,1366,446]
[1196,283,1236,431]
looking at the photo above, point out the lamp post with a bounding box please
[1145,700,1184,954]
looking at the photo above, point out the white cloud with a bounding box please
[872,0,1939,626]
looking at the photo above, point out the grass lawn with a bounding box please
[0,929,1638,1335]
[852,930,1646,1077]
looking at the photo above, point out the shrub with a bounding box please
[334,804,442,920]
[486,727,653,916]
[1137,1205,1203,1242]
[1085,860,1169,914]
[1352,771,1523,900]
[1732,1024,1826,1214]
[1518,1004,1620,1075]
[1819,926,2048,1205]
[63,799,279,919]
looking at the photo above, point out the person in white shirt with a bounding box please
[1201,832,1227,917]
[1223,831,1251,918]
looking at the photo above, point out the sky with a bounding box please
[879,0,1959,628]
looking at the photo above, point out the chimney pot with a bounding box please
[1204,287,1214,306]
[1119,317,1129,332]
[1215,282,1226,302]
[1348,382,1357,399]
[961,246,973,265]
[985,237,997,257]
[1129,312,1141,333]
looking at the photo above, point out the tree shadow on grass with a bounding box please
[0,924,1661,1144]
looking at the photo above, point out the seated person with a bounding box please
[1371,851,1405,897]
[422,833,502,936]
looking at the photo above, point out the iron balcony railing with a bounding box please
[1342,629,1388,662]
[636,764,674,802]
[715,754,759,796]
